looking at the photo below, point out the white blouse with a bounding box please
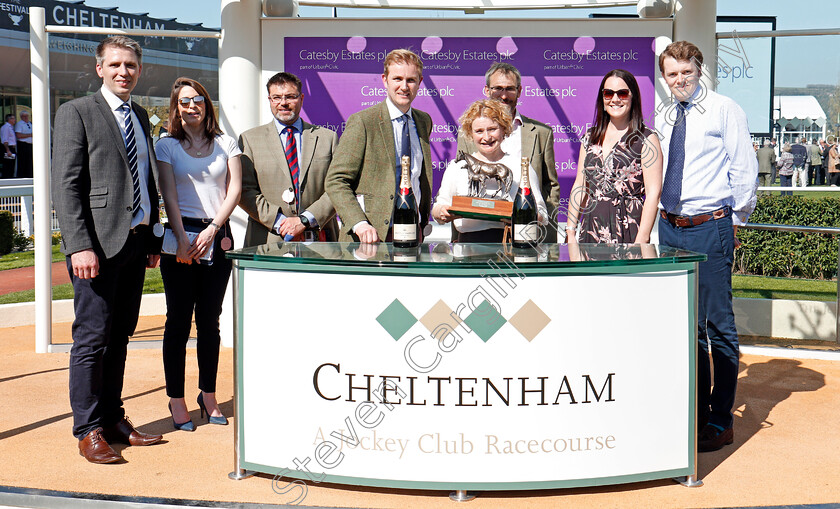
[434,151,547,233]
[155,134,241,219]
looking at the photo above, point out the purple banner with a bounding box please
[286,36,656,208]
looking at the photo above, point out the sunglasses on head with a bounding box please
[602,88,631,100]
[178,95,205,106]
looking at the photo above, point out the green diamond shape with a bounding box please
[464,300,506,342]
[376,299,417,340]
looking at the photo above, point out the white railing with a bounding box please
[0,180,59,235]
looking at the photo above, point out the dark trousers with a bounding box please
[813,165,825,186]
[1,146,15,178]
[160,221,232,399]
[779,175,793,195]
[15,141,32,178]
[67,230,147,439]
[832,172,840,186]
[659,213,739,430]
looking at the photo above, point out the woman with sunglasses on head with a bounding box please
[155,77,242,431]
[565,69,662,244]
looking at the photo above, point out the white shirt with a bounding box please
[14,119,32,143]
[100,85,152,228]
[500,112,524,162]
[656,86,758,225]
[435,151,547,233]
[155,134,241,219]
[1,122,15,147]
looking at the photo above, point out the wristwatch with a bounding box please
[299,215,310,230]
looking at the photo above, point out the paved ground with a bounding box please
[1,317,840,508]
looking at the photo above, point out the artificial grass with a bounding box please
[0,245,63,270]
[732,274,836,301]
[0,268,164,305]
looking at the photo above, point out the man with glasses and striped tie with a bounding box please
[239,72,339,247]
[52,35,164,464]
[656,41,757,453]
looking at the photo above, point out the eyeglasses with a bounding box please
[488,86,519,94]
[178,95,205,106]
[269,94,301,103]
[602,88,631,101]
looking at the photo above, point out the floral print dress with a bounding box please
[578,127,652,244]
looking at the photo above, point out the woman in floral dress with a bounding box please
[565,69,662,244]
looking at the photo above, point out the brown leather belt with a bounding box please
[660,206,731,228]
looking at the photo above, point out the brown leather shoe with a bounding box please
[698,424,734,452]
[104,417,162,446]
[78,427,122,464]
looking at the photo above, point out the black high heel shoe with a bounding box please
[197,393,228,425]
[168,402,195,432]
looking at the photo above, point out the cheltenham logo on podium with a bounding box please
[376,298,551,344]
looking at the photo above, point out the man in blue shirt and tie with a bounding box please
[656,41,758,452]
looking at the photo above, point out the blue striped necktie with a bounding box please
[661,101,688,214]
[120,103,142,218]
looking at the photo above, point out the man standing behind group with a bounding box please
[14,110,32,178]
[326,49,432,243]
[808,138,823,186]
[790,136,808,187]
[458,63,561,242]
[1,114,15,178]
[239,72,338,247]
[656,41,757,453]
[756,139,775,194]
[52,36,163,463]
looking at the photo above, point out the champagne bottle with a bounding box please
[512,156,538,249]
[393,155,419,248]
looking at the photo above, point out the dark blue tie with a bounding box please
[661,102,688,214]
[120,103,142,217]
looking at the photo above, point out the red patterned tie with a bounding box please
[283,126,300,202]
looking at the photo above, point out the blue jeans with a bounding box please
[659,213,739,429]
[779,175,792,196]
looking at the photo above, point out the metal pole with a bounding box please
[30,7,51,354]
[229,264,254,480]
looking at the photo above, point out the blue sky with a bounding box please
[81,0,839,88]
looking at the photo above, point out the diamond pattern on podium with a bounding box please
[420,299,462,337]
[464,300,506,343]
[509,299,551,342]
[376,299,417,340]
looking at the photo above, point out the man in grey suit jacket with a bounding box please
[326,49,433,243]
[458,62,561,242]
[239,72,338,247]
[52,36,163,464]
[756,139,776,193]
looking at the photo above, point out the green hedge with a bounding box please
[0,210,13,255]
[735,195,840,279]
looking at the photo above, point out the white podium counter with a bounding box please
[226,242,705,492]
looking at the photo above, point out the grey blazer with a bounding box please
[238,120,339,247]
[52,90,160,259]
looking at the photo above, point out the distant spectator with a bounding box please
[756,139,775,194]
[1,113,16,179]
[790,137,808,188]
[777,143,794,196]
[809,138,824,185]
[14,111,32,178]
[828,136,840,187]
